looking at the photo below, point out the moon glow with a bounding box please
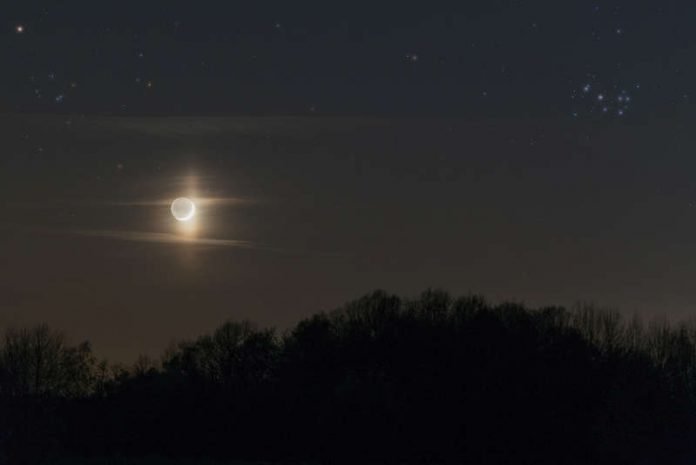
[171,197,196,222]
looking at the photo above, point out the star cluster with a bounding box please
[570,76,639,118]
[3,2,694,117]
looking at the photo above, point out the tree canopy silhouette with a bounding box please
[1,290,695,464]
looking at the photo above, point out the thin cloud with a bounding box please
[105,197,256,207]
[68,229,330,256]
[0,223,342,257]
[72,229,257,248]
[7,197,257,208]
[88,115,387,138]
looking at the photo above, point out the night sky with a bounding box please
[2,1,696,361]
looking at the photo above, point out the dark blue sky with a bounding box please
[3,1,695,116]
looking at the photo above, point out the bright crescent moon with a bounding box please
[171,197,196,222]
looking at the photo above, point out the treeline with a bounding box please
[2,290,696,464]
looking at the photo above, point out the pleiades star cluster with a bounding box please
[3,1,694,117]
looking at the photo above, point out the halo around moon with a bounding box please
[171,197,196,222]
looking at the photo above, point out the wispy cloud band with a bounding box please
[73,229,257,248]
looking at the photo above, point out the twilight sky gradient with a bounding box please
[3,115,696,360]
[2,1,696,360]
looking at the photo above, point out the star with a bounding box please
[15,25,24,34]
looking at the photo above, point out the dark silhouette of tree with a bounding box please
[0,325,95,398]
[2,290,696,464]
[0,325,97,464]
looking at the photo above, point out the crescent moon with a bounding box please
[171,197,196,222]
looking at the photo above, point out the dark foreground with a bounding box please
[2,290,696,464]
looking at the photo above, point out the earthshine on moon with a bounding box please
[171,197,196,221]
